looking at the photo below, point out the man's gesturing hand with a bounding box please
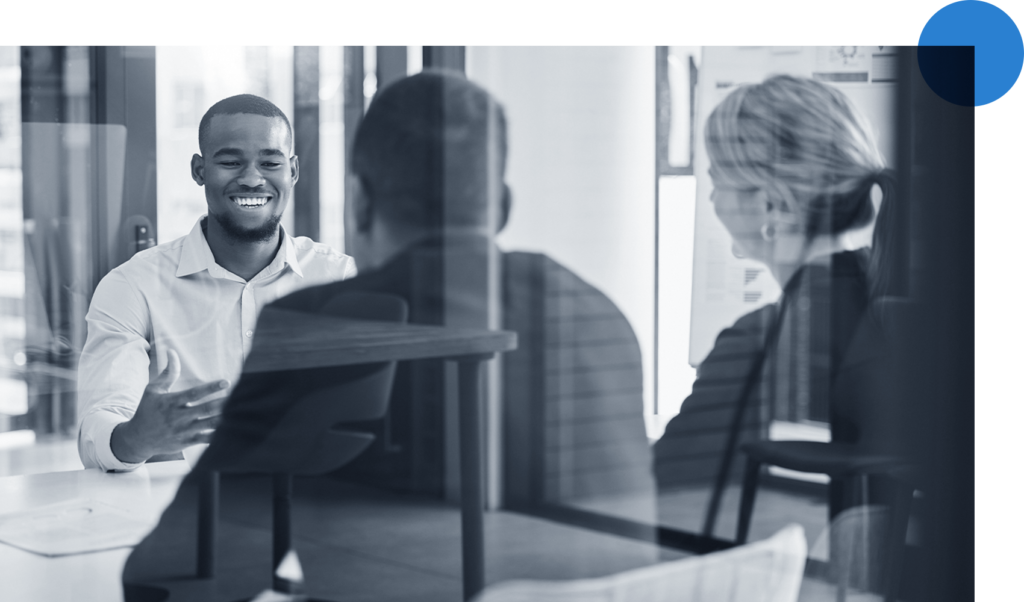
[110,349,231,465]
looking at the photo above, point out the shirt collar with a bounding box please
[175,217,220,278]
[175,216,304,280]
[265,227,304,279]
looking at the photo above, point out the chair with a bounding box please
[199,291,408,601]
[733,299,917,602]
[472,523,806,602]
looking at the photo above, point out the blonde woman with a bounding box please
[654,75,897,531]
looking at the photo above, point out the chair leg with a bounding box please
[736,457,762,544]
[883,479,914,602]
[197,470,219,578]
[836,563,849,602]
[272,473,296,593]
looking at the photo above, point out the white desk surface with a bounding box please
[0,461,191,602]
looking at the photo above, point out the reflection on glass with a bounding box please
[1,46,956,602]
[19,47,109,438]
[0,47,25,426]
[468,47,659,529]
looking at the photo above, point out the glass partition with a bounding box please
[0,47,25,432]
[0,45,972,602]
[462,48,922,601]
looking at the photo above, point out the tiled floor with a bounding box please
[2,437,887,601]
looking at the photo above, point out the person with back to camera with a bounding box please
[236,69,654,502]
[653,75,897,522]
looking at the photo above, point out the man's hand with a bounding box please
[110,349,231,465]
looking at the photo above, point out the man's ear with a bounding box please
[290,155,300,187]
[190,154,205,186]
[352,175,373,233]
[497,183,512,233]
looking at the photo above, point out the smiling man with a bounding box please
[76,94,356,472]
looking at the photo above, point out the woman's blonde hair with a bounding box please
[705,75,889,236]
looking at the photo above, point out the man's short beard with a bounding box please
[210,210,282,243]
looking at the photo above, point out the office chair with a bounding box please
[201,291,409,601]
[732,298,916,602]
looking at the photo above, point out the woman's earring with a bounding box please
[760,222,776,241]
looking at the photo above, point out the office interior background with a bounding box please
[0,46,973,602]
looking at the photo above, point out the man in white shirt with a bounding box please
[77,94,356,472]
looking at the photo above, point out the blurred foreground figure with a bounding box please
[270,70,654,503]
[655,76,896,518]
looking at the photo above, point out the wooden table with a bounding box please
[0,461,191,602]
[130,307,517,601]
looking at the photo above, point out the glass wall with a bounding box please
[458,48,929,602]
[5,47,148,443]
[0,47,25,429]
[0,46,973,602]
[467,47,660,525]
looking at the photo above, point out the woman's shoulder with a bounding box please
[727,303,778,338]
[695,304,778,377]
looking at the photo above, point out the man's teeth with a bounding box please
[232,197,269,207]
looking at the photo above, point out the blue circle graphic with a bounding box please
[919,1,1024,106]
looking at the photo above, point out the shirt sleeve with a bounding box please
[77,269,152,472]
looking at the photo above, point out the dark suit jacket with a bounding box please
[265,239,654,502]
[502,251,654,505]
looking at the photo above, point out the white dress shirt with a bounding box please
[77,217,357,471]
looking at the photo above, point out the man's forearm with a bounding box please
[110,420,151,464]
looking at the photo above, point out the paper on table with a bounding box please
[0,497,155,557]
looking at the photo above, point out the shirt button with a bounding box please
[246,330,253,338]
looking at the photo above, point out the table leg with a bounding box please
[458,358,485,601]
[272,473,294,593]
[197,470,219,578]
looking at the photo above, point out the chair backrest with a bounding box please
[198,292,409,476]
[472,524,807,602]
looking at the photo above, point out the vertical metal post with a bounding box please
[654,47,666,415]
[422,47,466,73]
[20,46,65,438]
[376,46,407,91]
[293,46,320,241]
[342,46,364,254]
[197,470,219,578]
[272,473,294,592]
[458,356,488,600]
